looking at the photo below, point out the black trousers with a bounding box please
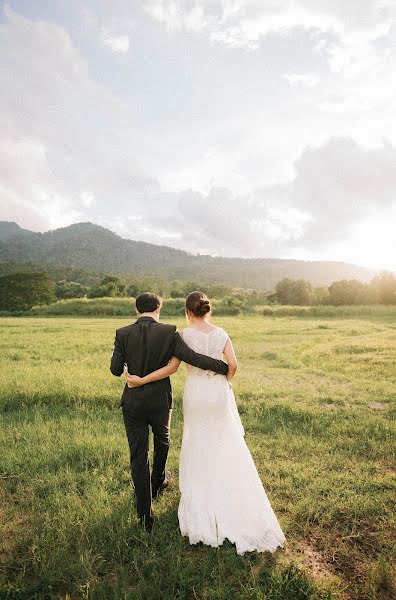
[122,402,171,519]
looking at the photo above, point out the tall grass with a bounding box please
[256,304,396,318]
[2,296,396,319]
[0,296,240,318]
[1,315,395,599]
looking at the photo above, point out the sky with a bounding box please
[0,0,395,270]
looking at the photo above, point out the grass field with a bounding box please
[1,313,395,599]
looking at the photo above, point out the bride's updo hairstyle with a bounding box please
[186,290,211,318]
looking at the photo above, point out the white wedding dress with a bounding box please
[178,326,286,555]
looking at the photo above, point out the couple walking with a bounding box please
[110,291,285,555]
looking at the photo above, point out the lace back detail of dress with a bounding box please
[183,327,228,376]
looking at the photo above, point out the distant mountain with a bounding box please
[0,221,381,289]
[0,221,34,240]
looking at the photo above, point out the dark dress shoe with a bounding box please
[152,470,172,498]
[138,514,154,532]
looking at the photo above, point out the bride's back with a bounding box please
[183,326,229,376]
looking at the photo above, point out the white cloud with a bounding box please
[143,0,396,118]
[143,0,341,48]
[142,0,396,140]
[101,33,130,52]
[1,3,396,269]
[0,139,85,230]
[0,5,151,231]
[106,137,396,260]
[82,7,131,52]
[265,136,396,248]
[143,0,207,33]
[143,1,396,49]
[284,72,320,87]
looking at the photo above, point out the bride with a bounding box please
[127,291,285,555]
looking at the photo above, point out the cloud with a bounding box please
[0,138,83,230]
[298,136,395,244]
[133,137,396,258]
[143,1,396,48]
[143,0,396,117]
[101,33,130,52]
[81,7,131,52]
[142,0,396,141]
[284,72,320,87]
[143,1,207,33]
[0,5,154,230]
[143,0,340,48]
[260,136,396,249]
[1,4,395,269]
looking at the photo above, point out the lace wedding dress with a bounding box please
[178,326,286,555]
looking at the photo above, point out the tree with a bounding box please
[311,286,330,305]
[170,287,184,298]
[55,280,88,299]
[201,283,233,298]
[289,279,312,305]
[272,278,312,305]
[87,275,127,298]
[274,278,293,304]
[182,282,202,296]
[0,272,56,311]
[326,279,376,305]
[371,272,396,304]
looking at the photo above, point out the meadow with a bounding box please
[1,311,395,599]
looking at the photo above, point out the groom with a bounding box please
[110,292,229,531]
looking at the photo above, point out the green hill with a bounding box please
[0,221,379,290]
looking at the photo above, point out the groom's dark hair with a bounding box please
[136,292,162,314]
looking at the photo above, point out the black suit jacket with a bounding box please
[110,316,229,411]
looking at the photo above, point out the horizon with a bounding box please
[1,2,395,270]
[1,218,393,274]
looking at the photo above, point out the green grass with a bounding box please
[0,296,241,318]
[3,297,396,320]
[1,314,395,599]
[255,304,396,319]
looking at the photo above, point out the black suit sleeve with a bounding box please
[172,332,228,375]
[110,331,126,376]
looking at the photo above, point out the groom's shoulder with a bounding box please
[158,321,177,335]
[115,321,177,336]
[115,323,134,337]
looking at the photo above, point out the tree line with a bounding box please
[0,270,395,312]
[0,272,261,312]
[268,272,396,305]
[0,262,251,302]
